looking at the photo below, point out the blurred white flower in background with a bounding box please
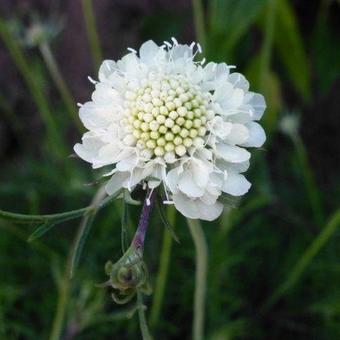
[74,38,266,221]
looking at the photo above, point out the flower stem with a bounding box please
[137,291,153,340]
[149,206,176,328]
[39,42,83,133]
[81,0,103,71]
[132,190,156,251]
[187,218,207,340]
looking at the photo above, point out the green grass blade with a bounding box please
[274,0,311,101]
[261,208,340,312]
[0,19,67,159]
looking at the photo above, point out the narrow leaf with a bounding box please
[28,222,56,242]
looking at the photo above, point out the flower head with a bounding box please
[74,39,266,220]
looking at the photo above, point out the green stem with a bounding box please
[49,262,71,340]
[39,42,82,132]
[192,0,206,50]
[0,19,67,159]
[137,291,153,340]
[187,218,207,340]
[81,0,103,71]
[261,208,340,312]
[149,206,176,328]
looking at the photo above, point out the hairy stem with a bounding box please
[187,218,207,340]
[132,191,156,251]
[149,206,176,328]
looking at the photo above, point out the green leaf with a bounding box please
[0,207,88,224]
[274,0,311,100]
[157,199,180,243]
[27,222,56,242]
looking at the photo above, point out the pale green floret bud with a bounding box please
[146,140,156,149]
[143,113,153,123]
[165,142,175,152]
[136,140,145,149]
[124,134,136,146]
[171,125,181,134]
[141,132,150,141]
[180,128,189,138]
[156,114,166,124]
[198,127,206,136]
[144,103,153,112]
[169,111,178,120]
[174,98,182,108]
[150,131,160,139]
[149,121,159,131]
[186,111,194,120]
[133,130,141,138]
[175,145,186,156]
[133,120,141,129]
[177,107,187,117]
[183,138,193,147]
[176,117,185,126]
[159,125,167,134]
[152,107,159,116]
[166,102,176,111]
[193,119,202,128]
[174,136,183,146]
[154,146,165,156]
[185,102,192,110]
[189,128,198,138]
[165,118,174,128]
[160,106,168,115]
[157,137,166,146]
[184,120,193,129]
[141,122,149,132]
[165,132,174,141]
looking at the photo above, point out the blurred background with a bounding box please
[1,0,340,339]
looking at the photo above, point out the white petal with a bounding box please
[166,167,181,194]
[92,83,121,105]
[172,193,199,219]
[73,131,105,164]
[246,92,266,120]
[139,40,160,64]
[215,144,250,163]
[178,171,205,198]
[197,200,224,221]
[79,102,121,130]
[228,72,249,91]
[224,123,249,145]
[105,172,129,195]
[222,172,251,196]
[241,122,266,147]
[98,60,115,82]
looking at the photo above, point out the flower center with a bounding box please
[121,74,214,162]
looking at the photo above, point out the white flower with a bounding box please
[74,39,266,221]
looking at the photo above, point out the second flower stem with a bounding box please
[187,218,207,340]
